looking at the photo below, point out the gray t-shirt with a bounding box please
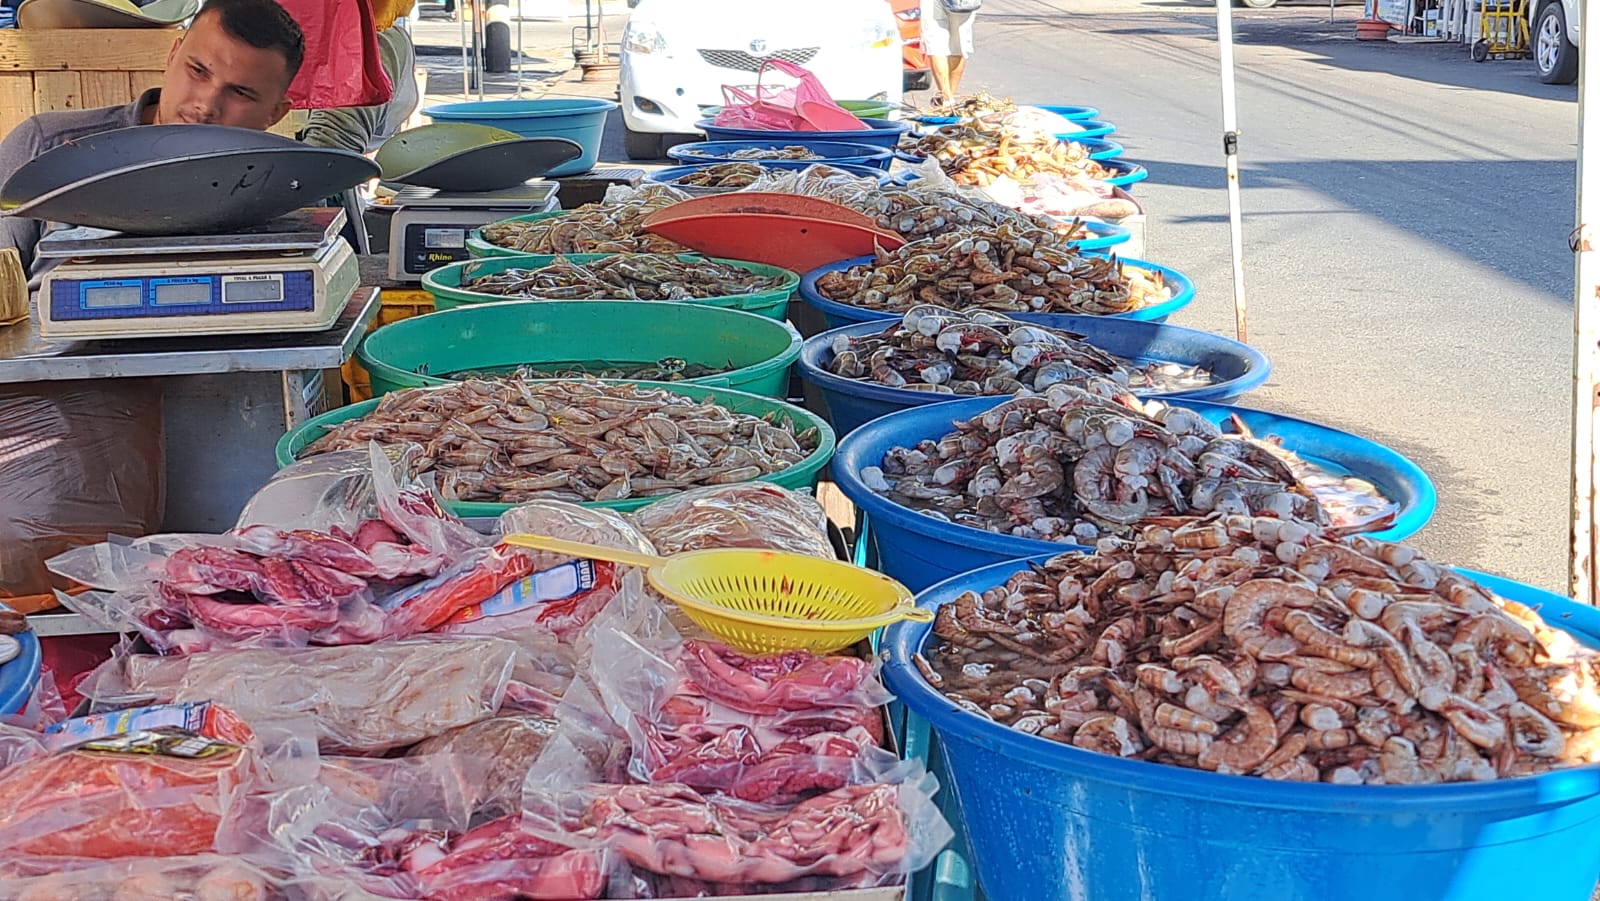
[0,90,155,278]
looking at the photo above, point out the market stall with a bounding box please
[0,48,1597,901]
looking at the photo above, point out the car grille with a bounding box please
[696,47,820,72]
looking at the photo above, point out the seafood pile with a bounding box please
[299,379,820,504]
[678,145,823,161]
[478,184,688,254]
[918,514,1600,783]
[443,359,728,382]
[919,91,1017,119]
[827,304,1214,396]
[861,385,1396,543]
[814,224,1168,316]
[462,253,784,301]
[899,123,1116,188]
[673,162,767,188]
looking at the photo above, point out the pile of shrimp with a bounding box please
[917,513,1600,784]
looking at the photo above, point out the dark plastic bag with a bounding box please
[0,381,164,601]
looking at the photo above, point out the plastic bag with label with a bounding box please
[627,484,835,560]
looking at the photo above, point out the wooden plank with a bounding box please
[0,73,33,138]
[80,70,130,109]
[33,70,80,113]
[0,29,177,72]
[128,70,163,98]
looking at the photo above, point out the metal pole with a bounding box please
[1215,0,1249,343]
[1572,0,1597,603]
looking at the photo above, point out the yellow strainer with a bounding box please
[502,534,931,654]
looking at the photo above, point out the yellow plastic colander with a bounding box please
[501,534,931,654]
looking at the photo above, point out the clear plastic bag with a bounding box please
[409,714,560,817]
[83,635,540,755]
[527,777,951,892]
[0,854,281,901]
[626,485,835,560]
[0,381,164,600]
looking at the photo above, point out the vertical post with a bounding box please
[1573,0,1598,603]
[1216,0,1249,343]
[486,0,511,73]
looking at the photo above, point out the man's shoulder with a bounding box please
[18,102,140,152]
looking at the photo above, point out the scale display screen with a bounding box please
[424,228,466,250]
[223,276,284,304]
[153,280,212,306]
[82,283,142,309]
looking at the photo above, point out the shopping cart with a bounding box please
[1472,0,1530,61]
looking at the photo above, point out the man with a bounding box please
[919,0,977,105]
[0,0,305,273]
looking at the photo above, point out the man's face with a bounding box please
[156,11,294,130]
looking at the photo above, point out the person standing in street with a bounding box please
[919,0,979,104]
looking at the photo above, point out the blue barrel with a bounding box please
[667,140,894,171]
[882,561,1600,901]
[694,116,911,149]
[800,315,1271,435]
[643,162,896,191]
[0,602,40,716]
[831,395,1437,591]
[800,255,1195,330]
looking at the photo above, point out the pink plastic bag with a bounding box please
[713,59,868,132]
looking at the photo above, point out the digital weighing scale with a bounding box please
[35,208,359,340]
[386,182,560,282]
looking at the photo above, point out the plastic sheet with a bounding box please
[0,854,280,900]
[627,484,834,560]
[0,381,164,600]
[83,634,557,755]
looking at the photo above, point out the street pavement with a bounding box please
[413,0,1580,591]
[953,0,1577,591]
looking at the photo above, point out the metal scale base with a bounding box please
[388,182,560,282]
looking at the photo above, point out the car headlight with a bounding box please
[860,18,897,48]
[624,21,667,54]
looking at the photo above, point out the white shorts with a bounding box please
[919,0,976,57]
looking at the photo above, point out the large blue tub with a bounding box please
[666,140,894,171]
[801,254,1195,330]
[882,560,1600,901]
[643,162,894,194]
[897,136,1125,167]
[1055,118,1116,140]
[913,105,1101,127]
[423,99,616,177]
[694,116,911,149]
[0,601,40,716]
[1097,158,1149,189]
[831,395,1437,591]
[799,315,1271,435]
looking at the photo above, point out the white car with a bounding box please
[1530,0,1579,84]
[618,0,903,160]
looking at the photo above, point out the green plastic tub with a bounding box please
[467,210,566,259]
[356,300,803,399]
[837,100,897,119]
[424,251,799,321]
[274,380,837,518]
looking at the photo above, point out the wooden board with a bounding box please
[0,29,172,139]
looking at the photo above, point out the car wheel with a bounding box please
[1535,1,1579,84]
[1237,0,1278,8]
[624,127,664,161]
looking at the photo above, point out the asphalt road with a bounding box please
[942,0,1577,590]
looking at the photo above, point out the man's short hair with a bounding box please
[193,0,307,85]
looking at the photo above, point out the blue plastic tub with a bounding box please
[666,140,894,171]
[1097,158,1149,189]
[694,116,911,149]
[799,315,1271,435]
[882,560,1600,901]
[422,99,616,177]
[644,162,894,191]
[1055,118,1115,140]
[1036,104,1101,121]
[800,254,1195,330]
[1077,137,1124,160]
[831,395,1437,591]
[0,601,40,716]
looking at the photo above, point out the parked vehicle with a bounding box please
[1530,0,1578,83]
[619,0,904,160]
[890,0,932,91]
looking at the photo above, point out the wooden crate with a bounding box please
[0,29,297,138]
[0,29,176,137]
